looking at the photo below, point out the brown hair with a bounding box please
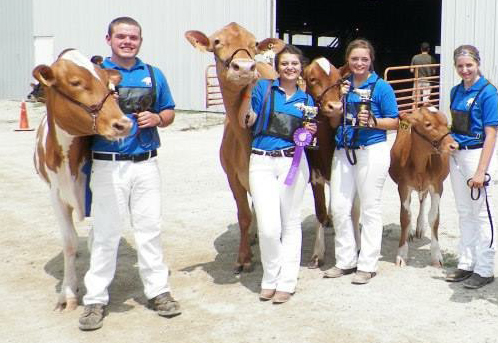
[107,17,142,37]
[274,44,307,71]
[453,44,480,65]
[345,39,375,71]
[420,42,430,52]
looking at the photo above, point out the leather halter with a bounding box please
[51,86,116,133]
[412,127,451,153]
[316,78,344,108]
[215,48,254,68]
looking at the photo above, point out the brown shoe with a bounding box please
[351,270,376,284]
[445,269,473,282]
[323,266,356,278]
[272,291,292,304]
[259,289,276,301]
[79,304,106,331]
[148,292,181,318]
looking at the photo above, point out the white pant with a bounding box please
[330,142,390,272]
[414,80,431,103]
[249,152,309,293]
[83,157,170,305]
[450,150,496,277]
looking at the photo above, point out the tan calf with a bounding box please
[389,106,458,266]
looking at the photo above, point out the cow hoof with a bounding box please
[66,297,78,311]
[307,257,323,269]
[395,256,406,267]
[233,264,243,274]
[54,297,78,311]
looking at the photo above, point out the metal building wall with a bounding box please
[440,0,498,112]
[0,0,34,99]
[31,0,274,111]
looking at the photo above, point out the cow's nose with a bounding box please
[448,142,459,151]
[324,101,343,114]
[113,117,132,136]
[230,60,256,73]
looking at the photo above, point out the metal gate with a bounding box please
[205,64,223,109]
[384,63,440,115]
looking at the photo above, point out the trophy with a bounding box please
[353,88,371,127]
[295,102,319,149]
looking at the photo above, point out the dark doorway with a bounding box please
[276,0,441,78]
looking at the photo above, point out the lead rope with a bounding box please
[467,173,494,248]
[342,94,357,165]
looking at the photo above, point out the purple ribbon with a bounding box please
[284,127,313,186]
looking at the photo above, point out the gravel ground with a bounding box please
[0,100,497,343]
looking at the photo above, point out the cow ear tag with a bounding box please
[399,120,411,131]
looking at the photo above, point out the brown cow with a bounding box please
[34,49,132,310]
[389,106,458,267]
[185,23,285,272]
[302,57,345,267]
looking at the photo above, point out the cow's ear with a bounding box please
[257,38,286,55]
[33,65,55,87]
[185,30,211,52]
[91,55,104,67]
[105,69,122,87]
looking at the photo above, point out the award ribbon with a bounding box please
[284,127,312,186]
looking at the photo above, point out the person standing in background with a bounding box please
[410,42,437,103]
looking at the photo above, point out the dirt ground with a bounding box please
[1,100,497,343]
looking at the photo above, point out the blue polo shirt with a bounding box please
[91,57,175,154]
[336,72,398,148]
[450,76,498,146]
[251,78,314,150]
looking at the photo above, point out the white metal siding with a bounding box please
[0,0,34,99]
[440,0,498,112]
[30,0,273,111]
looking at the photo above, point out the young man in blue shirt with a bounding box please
[79,16,180,331]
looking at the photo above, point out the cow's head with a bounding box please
[303,57,347,116]
[33,49,132,140]
[185,22,285,86]
[400,106,458,154]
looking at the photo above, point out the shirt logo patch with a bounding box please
[142,77,152,86]
[466,97,475,109]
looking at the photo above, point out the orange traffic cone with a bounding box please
[14,101,34,131]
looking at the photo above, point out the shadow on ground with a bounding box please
[44,237,147,312]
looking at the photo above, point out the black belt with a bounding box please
[458,144,483,150]
[251,147,295,157]
[337,146,364,150]
[92,149,157,162]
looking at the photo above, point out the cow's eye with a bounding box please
[69,80,81,87]
[425,122,432,129]
[214,39,221,46]
[309,78,316,84]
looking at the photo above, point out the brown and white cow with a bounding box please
[185,23,286,272]
[389,106,458,267]
[34,49,132,310]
